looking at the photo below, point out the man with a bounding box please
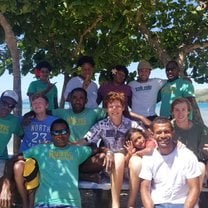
[22,118,92,207]
[140,117,200,208]
[128,60,166,121]
[64,56,98,108]
[159,60,203,124]
[0,90,23,208]
[53,87,105,142]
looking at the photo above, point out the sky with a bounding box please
[0,62,207,100]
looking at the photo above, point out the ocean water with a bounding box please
[7,101,208,154]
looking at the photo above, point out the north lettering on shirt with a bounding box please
[135,85,152,91]
[31,124,50,132]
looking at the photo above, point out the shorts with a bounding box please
[0,160,6,177]
[155,204,183,208]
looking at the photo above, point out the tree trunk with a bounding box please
[0,13,21,154]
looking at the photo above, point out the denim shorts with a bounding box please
[155,204,183,208]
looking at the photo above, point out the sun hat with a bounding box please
[23,158,39,190]
[1,90,18,103]
[137,60,152,70]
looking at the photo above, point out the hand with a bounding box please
[103,151,114,174]
[124,141,136,155]
[22,111,35,126]
[82,75,91,89]
[0,179,12,208]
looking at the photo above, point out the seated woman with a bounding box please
[171,97,208,190]
[77,91,146,208]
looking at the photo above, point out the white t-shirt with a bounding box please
[128,78,166,116]
[64,76,98,108]
[139,147,201,205]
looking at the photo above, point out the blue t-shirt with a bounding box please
[20,115,57,152]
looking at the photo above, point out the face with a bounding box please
[39,67,50,81]
[107,100,125,120]
[130,131,146,150]
[31,97,48,114]
[172,102,189,123]
[70,91,87,113]
[165,66,179,81]
[138,68,151,82]
[153,123,173,150]
[51,123,69,148]
[0,97,16,117]
[80,63,93,80]
[113,70,126,84]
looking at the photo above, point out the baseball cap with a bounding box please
[1,90,18,103]
[23,158,39,190]
[137,60,152,70]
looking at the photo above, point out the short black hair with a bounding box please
[36,61,52,71]
[151,117,173,132]
[77,56,95,68]
[50,118,70,133]
[70,87,87,99]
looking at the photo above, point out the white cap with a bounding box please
[1,90,18,103]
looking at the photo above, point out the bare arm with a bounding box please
[140,179,154,208]
[184,177,200,208]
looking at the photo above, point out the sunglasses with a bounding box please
[1,99,16,109]
[51,129,69,136]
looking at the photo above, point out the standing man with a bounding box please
[0,90,23,208]
[128,60,166,121]
[140,117,200,208]
[159,60,203,124]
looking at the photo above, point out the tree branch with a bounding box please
[75,15,102,55]
[135,10,171,65]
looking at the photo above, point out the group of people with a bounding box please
[0,55,207,208]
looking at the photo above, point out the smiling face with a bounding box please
[0,97,16,117]
[153,122,174,154]
[107,100,125,121]
[80,63,93,80]
[51,122,69,148]
[130,131,146,150]
[39,67,50,82]
[172,102,189,124]
[70,90,87,113]
[138,68,151,82]
[31,97,48,114]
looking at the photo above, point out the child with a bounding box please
[122,128,156,207]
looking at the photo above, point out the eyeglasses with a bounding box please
[1,99,16,109]
[51,129,69,136]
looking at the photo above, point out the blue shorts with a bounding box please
[155,204,183,208]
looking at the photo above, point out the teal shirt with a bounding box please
[23,143,92,207]
[52,108,106,141]
[159,78,194,118]
[0,114,23,159]
[27,80,58,110]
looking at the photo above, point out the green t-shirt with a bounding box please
[27,79,58,110]
[159,78,194,118]
[24,143,92,207]
[0,114,23,159]
[52,108,106,141]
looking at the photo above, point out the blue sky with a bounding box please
[0,62,207,100]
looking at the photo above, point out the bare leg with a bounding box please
[111,153,125,208]
[13,160,28,208]
[127,155,142,208]
[199,162,206,191]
